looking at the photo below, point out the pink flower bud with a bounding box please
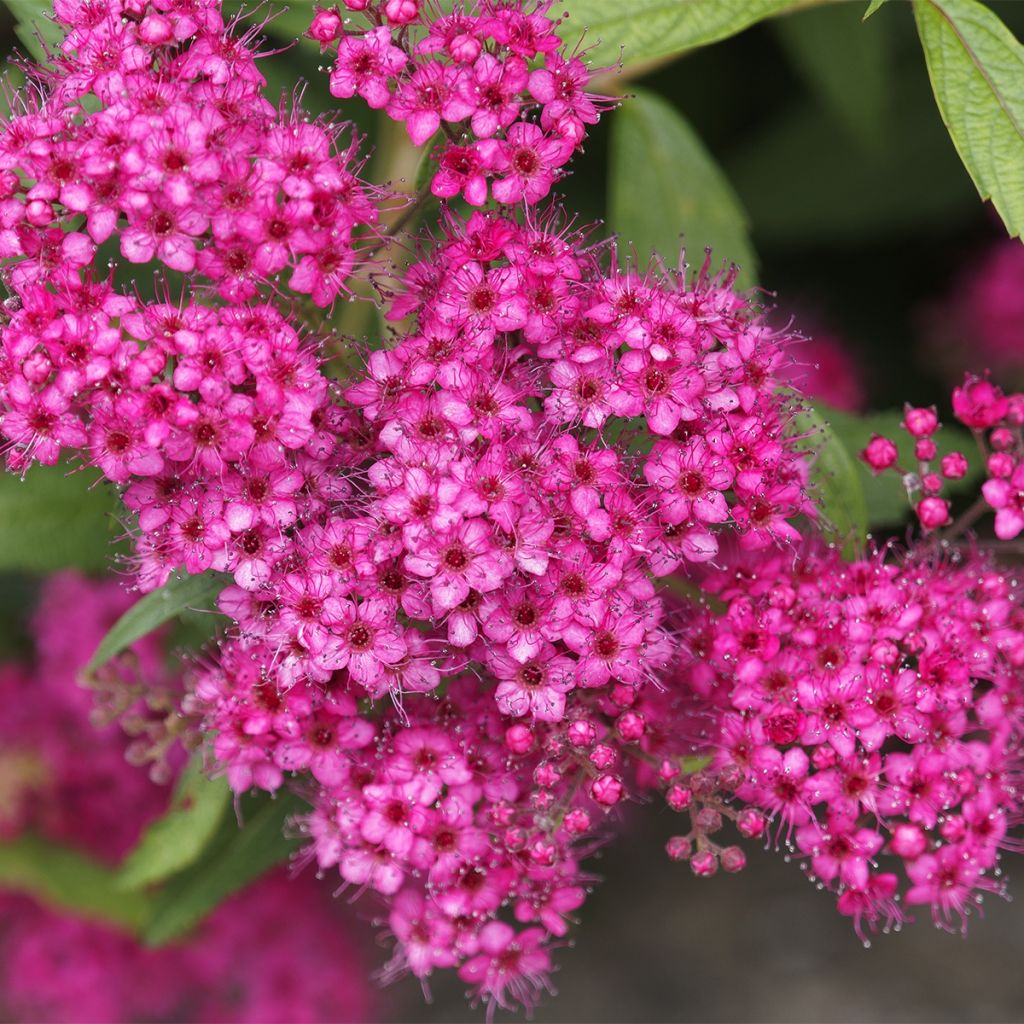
[505,723,534,754]
[666,836,691,861]
[695,807,723,833]
[567,719,596,748]
[504,827,527,851]
[528,836,557,866]
[941,452,968,479]
[903,405,938,437]
[666,784,692,812]
[914,438,937,461]
[952,375,1008,429]
[610,682,637,707]
[736,808,765,839]
[343,0,370,9]
[562,808,591,835]
[916,496,950,530]
[589,743,616,770]
[870,639,899,665]
[889,823,927,859]
[812,745,837,770]
[861,435,898,472]
[309,8,343,43]
[615,710,645,742]
[1008,394,1024,426]
[534,761,560,788]
[591,774,624,806]
[138,13,173,45]
[383,0,419,23]
[988,451,1015,478]
[921,472,942,495]
[690,849,718,877]
[720,845,747,873]
[659,758,681,781]
[991,426,1015,451]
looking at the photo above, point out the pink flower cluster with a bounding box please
[1,872,374,1024]
[674,543,1024,939]
[0,0,379,307]
[309,1,614,206]
[186,209,812,1008]
[0,571,374,1024]
[860,374,1024,539]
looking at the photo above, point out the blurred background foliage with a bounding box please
[0,0,1022,1020]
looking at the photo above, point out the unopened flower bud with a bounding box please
[941,452,968,479]
[690,849,718,877]
[505,723,534,754]
[616,710,645,742]
[567,719,597,748]
[666,784,692,812]
[721,845,747,873]
[904,406,938,437]
[562,808,591,835]
[591,774,624,806]
[694,807,723,834]
[914,438,937,462]
[861,435,898,472]
[589,743,616,770]
[737,808,766,839]
[666,835,691,861]
[916,497,950,530]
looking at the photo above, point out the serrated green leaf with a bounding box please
[864,0,888,19]
[142,791,307,946]
[609,87,757,286]
[0,835,152,933]
[792,403,869,557]
[2,0,63,64]
[823,406,983,529]
[773,2,892,149]
[0,464,122,573]
[116,758,231,892]
[83,570,227,678]
[914,0,1024,239]
[560,0,816,69]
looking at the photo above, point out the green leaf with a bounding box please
[791,403,869,557]
[560,0,815,69]
[0,835,152,933]
[914,0,1024,239]
[0,464,121,573]
[116,758,231,892]
[864,0,888,19]
[773,2,892,149]
[142,791,307,946]
[823,406,983,529]
[609,87,757,286]
[1,0,64,63]
[726,65,979,244]
[83,570,227,678]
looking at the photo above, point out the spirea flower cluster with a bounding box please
[674,544,1024,940]
[2,0,1024,1019]
[0,572,374,1024]
[310,0,614,207]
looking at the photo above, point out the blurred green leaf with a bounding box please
[773,2,892,149]
[792,403,868,557]
[0,835,152,933]
[609,87,757,285]
[864,0,888,19]
[117,758,231,892]
[142,790,307,946]
[0,464,121,573]
[820,406,982,529]
[727,66,978,244]
[914,0,1024,239]
[561,0,817,69]
[83,570,227,678]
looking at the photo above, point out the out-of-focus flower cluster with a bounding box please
[0,572,374,1024]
